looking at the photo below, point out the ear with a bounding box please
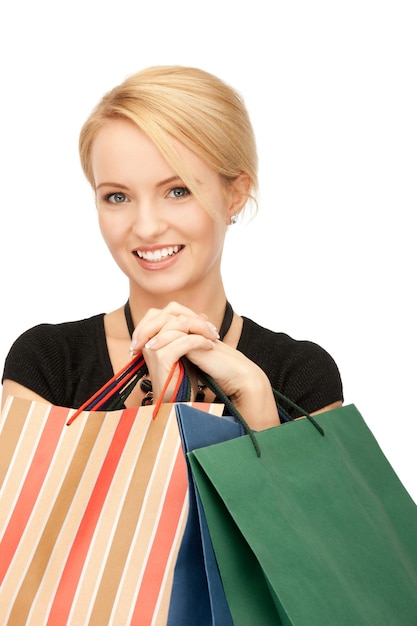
[226,173,252,223]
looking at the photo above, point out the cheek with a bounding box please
[191,218,224,254]
[198,217,227,256]
[186,201,226,236]
[98,211,127,248]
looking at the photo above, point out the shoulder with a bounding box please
[239,316,332,362]
[5,314,106,357]
[238,316,343,415]
[2,314,109,407]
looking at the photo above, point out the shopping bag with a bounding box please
[0,356,223,625]
[182,403,417,625]
[167,405,245,625]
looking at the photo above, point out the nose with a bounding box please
[131,199,166,240]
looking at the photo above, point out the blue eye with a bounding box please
[106,192,127,203]
[168,187,190,199]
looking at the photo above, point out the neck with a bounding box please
[127,283,229,332]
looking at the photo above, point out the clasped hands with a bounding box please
[129,302,279,430]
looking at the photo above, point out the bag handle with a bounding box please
[66,353,191,425]
[67,355,325,457]
[196,370,325,438]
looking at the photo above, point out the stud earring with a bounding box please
[230,214,239,225]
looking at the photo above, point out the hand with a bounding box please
[129,302,219,402]
[185,340,280,429]
[130,301,279,429]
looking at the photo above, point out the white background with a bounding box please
[1,1,416,501]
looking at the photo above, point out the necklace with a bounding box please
[124,300,234,405]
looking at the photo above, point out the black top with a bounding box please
[2,314,343,417]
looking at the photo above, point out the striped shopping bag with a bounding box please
[0,367,223,625]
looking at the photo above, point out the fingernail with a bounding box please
[145,337,157,349]
[129,339,137,357]
[207,322,220,339]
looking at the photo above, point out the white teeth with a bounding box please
[136,245,181,261]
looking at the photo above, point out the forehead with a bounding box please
[91,119,162,164]
[90,118,219,187]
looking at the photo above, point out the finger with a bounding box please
[132,312,219,353]
[143,331,217,355]
[142,335,216,400]
[139,302,205,327]
[155,316,219,342]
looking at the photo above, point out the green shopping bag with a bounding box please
[187,404,417,625]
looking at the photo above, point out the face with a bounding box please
[90,119,241,300]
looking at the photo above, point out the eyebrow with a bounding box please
[95,176,183,191]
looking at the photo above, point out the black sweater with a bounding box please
[2,314,343,417]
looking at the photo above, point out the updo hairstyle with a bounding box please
[79,66,258,217]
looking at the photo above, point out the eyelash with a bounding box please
[104,192,127,204]
[168,186,191,199]
[102,186,191,204]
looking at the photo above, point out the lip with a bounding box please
[132,244,185,271]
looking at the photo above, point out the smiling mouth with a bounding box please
[134,245,184,262]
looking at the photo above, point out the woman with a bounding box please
[1,66,343,427]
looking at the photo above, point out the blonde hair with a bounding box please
[79,66,258,217]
